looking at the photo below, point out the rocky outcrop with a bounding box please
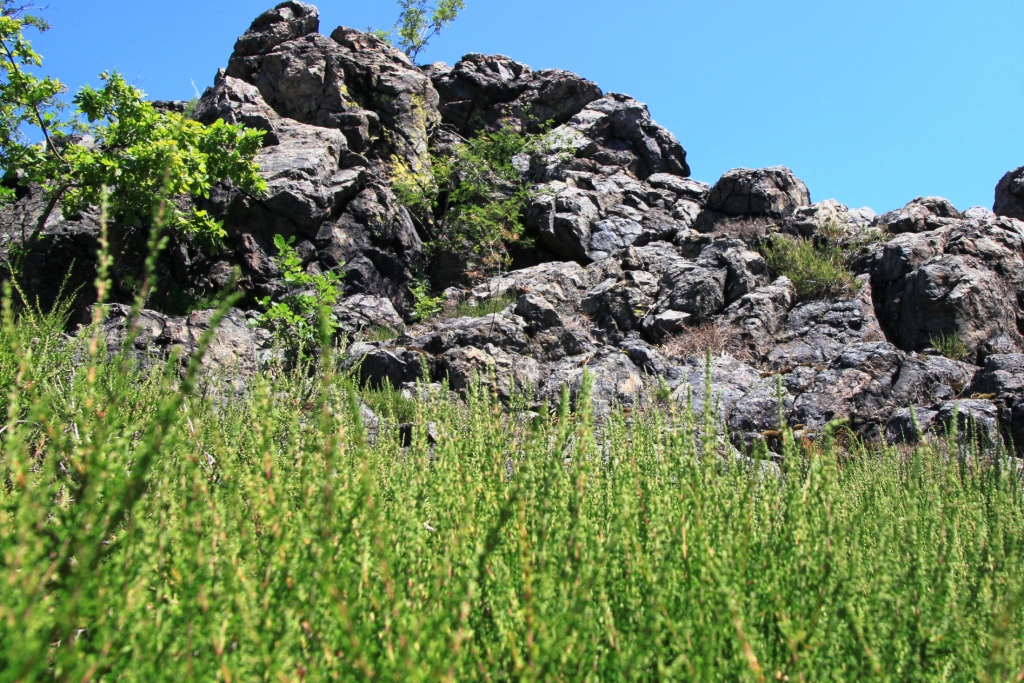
[427,54,602,135]
[4,1,1024,457]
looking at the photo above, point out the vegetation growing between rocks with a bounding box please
[255,234,342,360]
[931,331,970,361]
[392,126,545,279]
[2,298,1024,680]
[761,233,864,301]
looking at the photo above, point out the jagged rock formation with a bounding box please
[2,1,1024,454]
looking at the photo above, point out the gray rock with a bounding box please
[790,342,906,437]
[785,199,878,239]
[728,381,794,440]
[539,94,690,181]
[670,355,762,423]
[885,406,939,445]
[724,277,796,353]
[472,261,591,308]
[705,167,811,219]
[878,196,961,234]
[767,294,884,370]
[437,344,543,401]
[970,354,1024,452]
[347,342,430,389]
[99,304,275,396]
[541,348,647,414]
[332,294,403,335]
[226,11,439,168]
[429,53,602,135]
[994,166,1024,221]
[231,1,320,58]
[890,354,975,407]
[933,399,1002,447]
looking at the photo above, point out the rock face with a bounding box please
[3,1,1024,455]
[994,166,1024,221]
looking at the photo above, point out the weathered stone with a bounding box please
[766,293,884,370]
[347,342,430,389]
[878,196,961,234]
[705,167,811,219]
[429,53,602,135]
[541,348,647,414]
[669,355,762,423]
[994,166,1024,221]
[724,277,796,353]
[332,294,403,335]
[790,342,905,437]
[437,344,542,401]
[100,304,275,396]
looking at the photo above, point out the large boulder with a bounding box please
[878,196,961,234]
[225,2,439,167]
[99,304,276,396]
[870,214,1024,358]
[427,54,602,135]
[970,354,1024,452]
[704,167,811,219]
[994,166,1024,221]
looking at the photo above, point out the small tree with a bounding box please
[376,0,466,64]
[0,2,266,252]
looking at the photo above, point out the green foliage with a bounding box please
[359,377,420,423]
[409,277,444,321]
[0,5,266,253]
[761,233,864,300]
[393,126,545,277]
[2,297,1024,679]
[931,331,970,360]
[378,0,467,63]
[447,292,515,319]
[255,234,343,358]
[359,325,401,342]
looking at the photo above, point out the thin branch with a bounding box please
[0,37,63,163]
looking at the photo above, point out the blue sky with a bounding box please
[30,0,1024,213]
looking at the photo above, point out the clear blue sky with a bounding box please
[30,0,1024,213]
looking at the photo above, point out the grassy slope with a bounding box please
[1,303,1023,682]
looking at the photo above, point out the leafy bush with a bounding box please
[931,331,970,360]
[255,234,343,358]
[392,126,547,278]
[409,277,444,321]
[2,294,1024,680]
[761,234,863,300]
[0,5,266,251]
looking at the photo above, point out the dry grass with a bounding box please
[715,216,775,244]
[661,321,754,362]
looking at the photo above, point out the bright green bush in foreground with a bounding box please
[2,302,1024,681]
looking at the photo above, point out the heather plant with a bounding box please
[2,289,1024,680]
[930,330,970,361]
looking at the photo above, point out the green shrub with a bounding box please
[931,331,970,360]
[359,377,420,423]
[2,293,1024,680]
[761,234,863,300]
[392,126,549,278]
[255,234,343,358]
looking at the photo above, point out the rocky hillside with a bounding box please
[2,0,1023,453]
